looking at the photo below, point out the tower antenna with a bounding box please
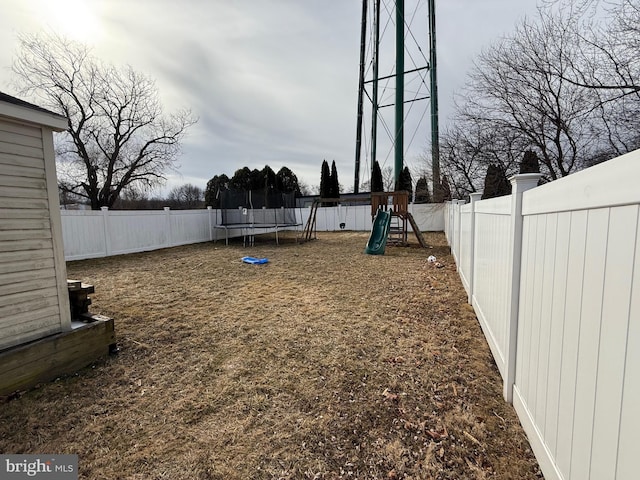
[428,0,442,200]
[353,0,368,194]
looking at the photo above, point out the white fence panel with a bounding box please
[590,205,638,480]
[169,209,212,246]
[450,202,462,264]
[471,195,512,379]
[62,203,445,261]
[458,205,472,296]
[444,203,452,243]
[297,204,444,233]
[515,205,640,480]
[61,210,107,260]
[617,226,640,480]
[443,150,640,480]
[512,150,640,480]
[107,210,168,256]
[409,203,446,232]
[61,208,219,260]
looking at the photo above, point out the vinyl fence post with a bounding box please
[446,201,453,243]
[449,201,457,259]
[455,199,465,271]
[164,207,172,248]
[449,201,453,242]
[101,206,111,257]
[468,193,483,305]
[207,206,213,241]
[504,173,542,402]
[451,201,457,241]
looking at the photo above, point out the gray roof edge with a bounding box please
[0,91,68,131]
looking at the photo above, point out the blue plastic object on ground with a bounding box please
[242,256,269,264]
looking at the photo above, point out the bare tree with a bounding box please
[428,114,526,198]
[12,33,197,209]
[297,180,312,196]
[381,166,394,192]
[550,0,640,157]
[167,183,204,209]
[458,9,602,181]
[112,185,165,210]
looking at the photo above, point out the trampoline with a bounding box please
[214,189,301,246]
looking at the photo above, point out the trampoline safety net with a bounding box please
[219,189,298,226]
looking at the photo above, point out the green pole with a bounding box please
[371,0,380,184]
[394,0,404,190]
[428,0,441,201]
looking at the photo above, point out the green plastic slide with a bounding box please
[364,209,392,255]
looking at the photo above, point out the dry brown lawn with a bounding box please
[0,232,542,479]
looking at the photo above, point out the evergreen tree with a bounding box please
[415,177,431,203]
[520,150,541,174]
[441,175,452,201]
[206,165,304,209]
[371,161,384,192]
[261,165,277,191]
[205,174,229,207]
[395,166,413,197]
[481,164,511,199]
[248,169,263,191]
[276,167,301,196]
[229,167,253,191]
[329,160,340,203]
[319,160,331,205]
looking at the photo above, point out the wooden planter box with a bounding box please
[0,314,115,397]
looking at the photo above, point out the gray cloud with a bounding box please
[1,0,540,194]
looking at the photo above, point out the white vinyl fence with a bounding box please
[61,203,445,261]
[297,203,445,234]
[445,150,639,480]
[62,207,219,260]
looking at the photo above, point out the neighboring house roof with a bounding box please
[0,91,68,131]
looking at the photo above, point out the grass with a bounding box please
[0,232,541,479]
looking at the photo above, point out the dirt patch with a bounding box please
[0,232,541,479]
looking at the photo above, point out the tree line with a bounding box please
[204,165,303,208]
[321,159,437,204]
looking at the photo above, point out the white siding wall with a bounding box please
[0,119,64,350]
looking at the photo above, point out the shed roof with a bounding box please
[0,91,68,131]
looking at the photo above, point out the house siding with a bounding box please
[0,118,63,350]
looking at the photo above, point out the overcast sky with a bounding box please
[0,0,541,195]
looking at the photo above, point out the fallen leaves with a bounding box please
[382,388,399,402]
[464,430,482,446]
[426,426,449,442]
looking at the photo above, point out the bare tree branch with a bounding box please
[11,32,197,209]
